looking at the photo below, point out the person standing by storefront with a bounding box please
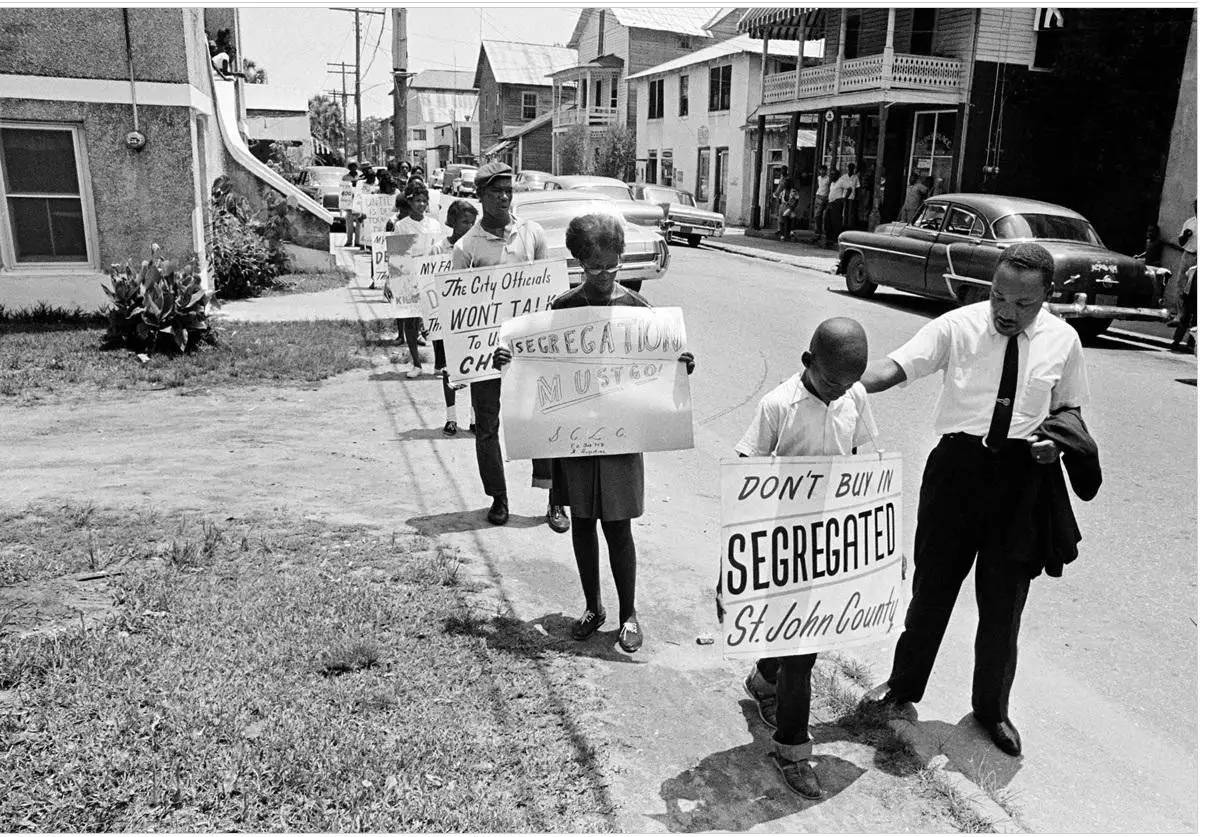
[775,176,800,242]
[858,242,1099,758]
[822,169,845,248]
[838,163,859,228]
[897,174,932,223]
[341,162,360,247]
[1168,202,1197,324]
[811,164,830,243]
[451,162,569,533]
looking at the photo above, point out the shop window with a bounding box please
[843,13,861,59]
[648,79,664,119]
[909,110,957,195]
[522,92,537,121]
[708,64,731,112]
[0,123,92,265]
[910,8,935,55]
[696,147,709,202]
[678,75,689,116]
[646,149,658,183]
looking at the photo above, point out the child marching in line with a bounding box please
[386,184,444,378]
[429,200,478,435]
[720,317,878,799]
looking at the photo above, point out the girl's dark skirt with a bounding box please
[551,453,644,521]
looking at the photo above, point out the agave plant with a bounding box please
[102,249,214,353]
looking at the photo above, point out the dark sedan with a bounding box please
[837,194,1172,340]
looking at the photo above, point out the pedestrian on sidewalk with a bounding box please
[429,199,479,434]
[811,164,830,243]
[353,166,378,250]
[719,317,878,799]
[453,161,569,532]
[858,242,1101,758]
[897,174,931,223]
[775,175,800,241]
[341,162,360,247]
[822,169,844,247]
[838,162,859,228]
[496,213,695,653]
[1168,203,1197,325]
[1170,264,1196,353]
[387,184,445,378]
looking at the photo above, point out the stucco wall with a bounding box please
[0,8,189,83]
[2,98,198,269]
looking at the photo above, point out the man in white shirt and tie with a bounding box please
[858,242,1091,757]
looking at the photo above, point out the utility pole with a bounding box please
[326,62,354,157]
[332,7,384,163]
[391,8,412,168]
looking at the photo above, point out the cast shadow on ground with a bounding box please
[1083,334,1159,352]
[368,370,442,383]
[647,701,865,832]
[441,611,642,665]
[825,286,953,319]
[393,427,473,442]
[1176,377,1196,386]
[407,509,548,535]
[915,713,1023,791]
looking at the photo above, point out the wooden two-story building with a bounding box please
[550,8,745,176]
[474,40,577,164]
[739,7,1194,252]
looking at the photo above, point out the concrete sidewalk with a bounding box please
[699,231,841,274]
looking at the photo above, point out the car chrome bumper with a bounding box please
[1047,293,1170,321]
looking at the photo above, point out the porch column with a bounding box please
[883,8,896,88]
[787,111,801,183]
[794,13,807,99]
[750,114,766,230]
[870,102,889,228]
[760,32,769,104]
[552,78,559,174]
[584,70,591,122]
[834,8,846,94]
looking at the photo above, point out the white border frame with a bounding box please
[0,120,101,273]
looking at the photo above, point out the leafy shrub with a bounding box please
[207,176,291,299]
[102,248,214,354]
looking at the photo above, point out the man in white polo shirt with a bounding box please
[858,242,1095,758]
[452,162,568,533]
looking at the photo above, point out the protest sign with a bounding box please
[383,244,451,322]
[437,258,570,385]
[338,182,355,211]
[356,193,396,244]
[718,453,904,659]
[498,306,694,459]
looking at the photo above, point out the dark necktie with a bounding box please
[985,334,1019,451]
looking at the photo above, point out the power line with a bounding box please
[361,11,387,79]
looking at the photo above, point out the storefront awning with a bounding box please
[738,8,823,42]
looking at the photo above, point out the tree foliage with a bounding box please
[308,94,345,156]
[242,59,267,84]
[592,124,636,181]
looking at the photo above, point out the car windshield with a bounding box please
[993,213,1102,245]
[675,193,696,207]
[309,170,345,185]
[642,187,678,204]
[576,185,632,200]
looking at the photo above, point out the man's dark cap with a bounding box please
[475,161,513,191]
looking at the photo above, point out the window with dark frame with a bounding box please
[0,125,89,263]
[910,8,936,54]
[521,91,537,121]
[594,79,602,108]
[610,76,618,109]
[678,75,689,116]
[843,13,861,59]
[647,78,664,119]
[708,64,731,112]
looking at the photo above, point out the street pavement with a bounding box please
[642,243,1198,832]
[216,236,1197,831]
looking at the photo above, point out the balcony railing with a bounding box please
[762,52,966,104]
[554,105,621,129]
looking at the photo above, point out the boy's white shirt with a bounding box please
[735,374,877,458]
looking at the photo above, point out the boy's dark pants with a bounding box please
[755,653,817,760]
[469,378,551,498]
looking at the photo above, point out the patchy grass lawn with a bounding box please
[0,506,612,831]
[262,270,353,297]
[0,321,376,403]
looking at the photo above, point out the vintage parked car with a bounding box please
[441,163,476,194]
[541,175,668,234]
[429,167,445,189]
[632,184,724,247]
[514,170,553,192]
[296,165,347,211]
[836,193,1172,341]
[511,190,670,293]
[452,168,478,198]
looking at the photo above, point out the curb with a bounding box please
[699,239,837,274]
[886,718,1024,834]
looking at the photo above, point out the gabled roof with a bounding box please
[474,40,578,88]
[410,70,476,91]
[627,34,821,81]
[410,90,477,124]
[568,8,727,48]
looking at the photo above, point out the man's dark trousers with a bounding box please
[757,653,818,753]
[887,434,1033,722]
[469,378,551,498]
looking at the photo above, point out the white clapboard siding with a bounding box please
[935,9,977,58]
[975,7,1038,66]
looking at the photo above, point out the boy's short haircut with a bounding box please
[446,199,479,226]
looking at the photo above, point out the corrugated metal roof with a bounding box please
[410,70,476,91]
[480,40,578,87]
[413,90,478,124]
[627,34,821,81]
[611,7,720,37]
